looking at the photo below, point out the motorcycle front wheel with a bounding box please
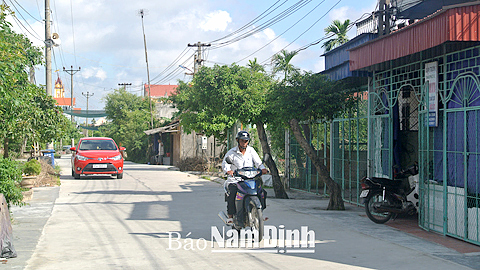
[365,190,393,224]
[248,200,264,241]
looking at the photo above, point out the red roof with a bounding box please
[350,2,480,71]
[144,84,177,98]
[54,97,75,106]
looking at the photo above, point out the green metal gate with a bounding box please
[331,94,369,205]
[368,85,393,178]
[288,121,330,195]
[419,46,480,246]
[288,94,369,205]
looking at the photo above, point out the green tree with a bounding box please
[270,72,356,210]
[271,49,299,81]
[322,19,351,52]
[172,79,236,142]
[171,64,289,198]
[0,5,73,157]
[101,88,154,163]
[0,157,24,207]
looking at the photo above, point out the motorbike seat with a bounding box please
[368,177,403,188]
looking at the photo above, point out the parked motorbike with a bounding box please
[218,157,265,240]
[360,163,419,224]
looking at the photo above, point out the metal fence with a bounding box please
[288,95,369,205]
[288,121,330,196]
[287,44,480,247]
[419,46,480,245]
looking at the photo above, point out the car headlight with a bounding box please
[110,154,122,161]
[77,155,88,161]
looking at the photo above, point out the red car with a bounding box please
[70,137,125,179]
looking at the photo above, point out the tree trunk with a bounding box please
[256,121,289,199]
[20,136,27,157]
[3,137,9,158]
[289,118,344,210]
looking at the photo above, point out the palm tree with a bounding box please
[247,58,265,72]
[271,49,299,81]
[322,19,351,52]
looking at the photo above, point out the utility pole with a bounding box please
[187,42,211,74]
[63,66,81,122]
[82,91,94,137]
[138,9,154,129]
[45,0,52,95]
[377,0,390,37]
[118,83,132,91]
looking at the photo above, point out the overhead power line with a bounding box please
[207,0,287,44]
[236,0,329,64]
[208,0,314,50]
[5,0,43,41]
[9,0,43,22]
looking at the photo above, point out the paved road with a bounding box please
[6,157,479,269]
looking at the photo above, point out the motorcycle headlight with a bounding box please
[77,155,88,161]
[238,170,259,178]
[110,154,122,161]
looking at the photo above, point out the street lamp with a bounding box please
[179,65,194,76]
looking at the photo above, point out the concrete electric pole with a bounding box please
[45,0,52,95]
[138,9,154,129]
[63,66,81,122]
[82,91,94,137]
[377,0,391,37]
[187,42,211,74]
[118,83,132,91]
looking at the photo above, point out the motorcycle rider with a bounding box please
[222,130,268,225]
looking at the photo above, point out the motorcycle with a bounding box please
[218,157,265,240]
[360,163,419,224]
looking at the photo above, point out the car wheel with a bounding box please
[74,171,80,179]
[117,173,123,179]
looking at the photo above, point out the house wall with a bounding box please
[178,127,224,164]
[172,132,181,166]
[155,103,178,119]
[324,33,377,70]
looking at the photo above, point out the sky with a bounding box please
[6,0,378,113]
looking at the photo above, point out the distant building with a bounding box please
[143,84,177,99]
[53,76,75,111]
[144,84,179,119]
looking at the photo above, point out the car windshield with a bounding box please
[79,140,117,151]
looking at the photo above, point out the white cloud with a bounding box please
[82,67,107,81]
[329,6,350,22]
[263,28,276,40]
[314,58,326,73]
[15,0,379,110]
[200,10,232,32]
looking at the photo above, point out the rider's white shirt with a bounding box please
[222,145,265,184]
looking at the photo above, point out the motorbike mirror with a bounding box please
[225,156,233,164]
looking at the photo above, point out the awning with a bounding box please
[79,125,99,131]
[350,2,480,71]
[63,109,107,118]
[144,121,180,135]
[396,0,478,19]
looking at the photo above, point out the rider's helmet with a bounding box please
[236,130,250,141]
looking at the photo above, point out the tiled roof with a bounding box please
[54,97,75,106]
[144,84,178,98]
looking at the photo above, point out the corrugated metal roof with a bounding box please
[350,2,480,71]
[144,121,180,135]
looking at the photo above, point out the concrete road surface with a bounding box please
[7,157,479,269]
